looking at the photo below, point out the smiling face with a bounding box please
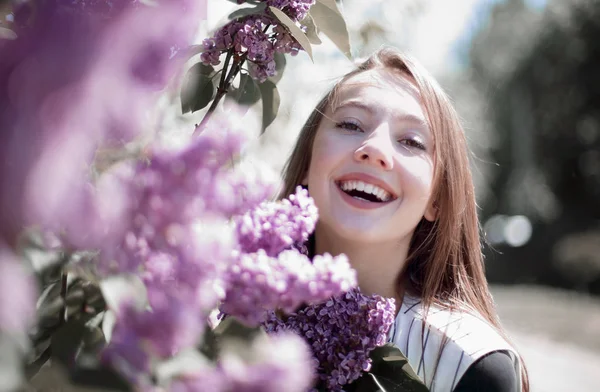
[305,69,436,247]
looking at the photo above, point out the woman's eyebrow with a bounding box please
[334,100,430,130]
[332,100,375,115]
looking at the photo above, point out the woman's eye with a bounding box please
[400,138,427,151]
[335,121,363,133]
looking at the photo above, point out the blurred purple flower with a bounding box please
[219,333,315,392]
[170,368,225,392]
[0,244,36,333]
[171,332,314,392]
[103,294,205,382]
[95,121,275,278]
[236,186,318,256]
[264,288,396,391]
[0,0,205,246]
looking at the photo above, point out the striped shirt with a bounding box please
[387,295,522,392]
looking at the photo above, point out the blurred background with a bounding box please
[187,0,600,390]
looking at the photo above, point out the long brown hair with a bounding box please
[280,47,528,391]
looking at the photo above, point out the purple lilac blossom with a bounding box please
[199,0,314,83]
[266,0,316,22]
[0,244,36,333]
[220,250,357,326]
[102,295,205,384]
[200,16,276,83]
[247,61,277,83]
[170,333,314,392]
[236,186,317,256]
[272,24,303,56]
[263,288,396,391]
[0,0,204,247]
[235,0,315,22]
[220,332,315,392]
[100,121,279,382]
[170,367,225,392]
[96,121,275,277]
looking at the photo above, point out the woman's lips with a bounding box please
[335,182,393,210]
[334,172,397,199]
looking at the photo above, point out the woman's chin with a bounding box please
[329,222,390,244]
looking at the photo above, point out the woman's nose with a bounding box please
[353,128,394,170]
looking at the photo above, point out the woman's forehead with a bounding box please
[331,68,428,127]
[336,68,422,102]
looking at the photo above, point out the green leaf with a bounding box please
[225,73,262,112]
[301,13,322,45]
[198,324,219,361]
[269,6,313,61]
[82,281,107,314]
[36,281,64,324]
[50,319,89,366]
[238,73,261,106]
[258,79,281,134]
[181,63,217,114]
[69,366,131,391]
[316,0,341,12]
[228,2,267,20]
[309,1,352,59]
[268,51,287,84]
[213,317,265,341]
[350,344,429,392]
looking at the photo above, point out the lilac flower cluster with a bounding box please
[96,132,234,272]
[236,186,317,256]
[1,0,329,390]
[200,0,313,82]
[98,122,279,380]
[220,250,356,326]
[103,295,205,381]
[266,0,316,22]
[170,333,314,392]
[263,288,396,391]
[0,0,203,247]
[96,120,276,273]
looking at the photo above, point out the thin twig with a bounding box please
[193,23,271,135]
[194,50,235,134]
[59,272,68,323]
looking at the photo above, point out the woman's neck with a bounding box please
[314,225,411,301]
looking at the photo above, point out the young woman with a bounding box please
[279,47,529,392]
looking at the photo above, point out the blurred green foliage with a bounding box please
[470,0,600,294]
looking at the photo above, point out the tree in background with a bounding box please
[469,0,600,294]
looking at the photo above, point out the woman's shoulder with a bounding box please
[454,350,519,392]
[388,296,521,392]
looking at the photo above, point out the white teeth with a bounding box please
[338,180,392,202]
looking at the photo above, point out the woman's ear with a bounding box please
[424,200,437,222]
